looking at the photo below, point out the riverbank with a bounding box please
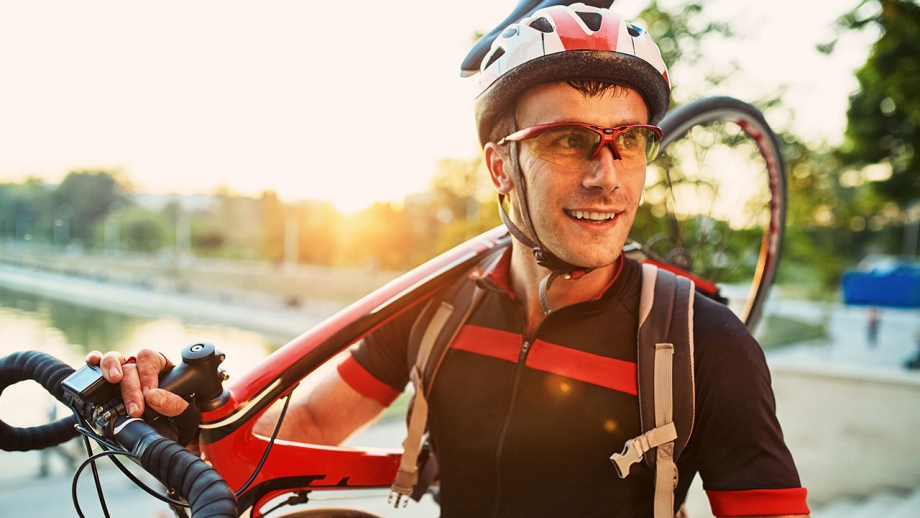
[0,261,346,344]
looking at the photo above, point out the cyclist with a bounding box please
[90,4,810,517]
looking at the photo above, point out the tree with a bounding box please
[636,0,735,104]
[120,206,170,252]
[426,156,502,256]
[824,0,920,206]
[53,170,131,246]
[0,178,54,241]
[339,202,416,270]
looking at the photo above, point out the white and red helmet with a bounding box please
[473,3,671,146]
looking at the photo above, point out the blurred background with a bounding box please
[1,0,919,517]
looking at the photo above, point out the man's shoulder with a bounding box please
[690,288,770,378]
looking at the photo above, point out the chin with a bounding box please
[556,247,622,270]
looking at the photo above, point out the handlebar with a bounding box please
[0,351,79,451]
[0,349,238,518]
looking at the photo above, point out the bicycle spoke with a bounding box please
[631,97,786,331]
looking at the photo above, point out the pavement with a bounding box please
[1,262,919,517]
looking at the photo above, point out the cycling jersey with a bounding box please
[341,249,809,517]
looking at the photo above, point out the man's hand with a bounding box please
[85,349,189,418]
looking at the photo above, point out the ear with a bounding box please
[484,142,514,195]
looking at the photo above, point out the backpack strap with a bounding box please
[610,263,695,518]
[389,277,488,507]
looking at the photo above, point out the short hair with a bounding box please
[485,80,640,144]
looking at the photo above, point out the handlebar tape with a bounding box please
[0,351,79,452]
[138,434,238,517]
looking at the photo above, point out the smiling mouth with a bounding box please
[565,209,618,222]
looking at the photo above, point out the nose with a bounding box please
[582,144,624,193]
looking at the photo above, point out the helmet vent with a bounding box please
[529,17,554,33]
[483,47,506,70]
[577,12,602,31]
[627,24,642,37]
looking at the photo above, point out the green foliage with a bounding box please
[120,207,169,252]
[0,178,54,241]
[637,0,736,102]
[338,202,416,270]
[426,155,502,258]
[54,170,132,246]
[756,313,829,348]
[830,0,920,206]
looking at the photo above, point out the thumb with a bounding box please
[146,388,190,417]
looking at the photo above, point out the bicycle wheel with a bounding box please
[628,96,786,332]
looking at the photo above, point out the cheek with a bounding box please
[625,171,647,204]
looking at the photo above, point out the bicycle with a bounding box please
[0,2,786,517]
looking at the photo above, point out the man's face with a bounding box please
[502,82,650,269]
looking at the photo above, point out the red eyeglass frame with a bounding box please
[497,122,663,162]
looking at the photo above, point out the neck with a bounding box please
[508,242,619,336]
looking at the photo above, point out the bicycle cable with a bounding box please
[75,433,112,518]
[72,417,193,513]
[235,388,294,497]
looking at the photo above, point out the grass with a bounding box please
[380,391,413,422]
[756,313,829,349]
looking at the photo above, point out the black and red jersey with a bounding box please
[341,251,809,517]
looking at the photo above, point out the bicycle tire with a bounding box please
[630,96,786,332]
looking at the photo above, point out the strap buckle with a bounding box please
[611,435,650,478]
[388,478,413,508]
[389,460,421,508]
[609,422,678,478]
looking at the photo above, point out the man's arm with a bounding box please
[88,348,386,446]
[252,369,385,445]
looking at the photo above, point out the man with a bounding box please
[91,4,809,517]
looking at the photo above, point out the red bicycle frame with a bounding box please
[194,226,724,517]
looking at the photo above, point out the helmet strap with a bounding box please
[500,113,592,314]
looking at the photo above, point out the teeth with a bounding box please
[569,210,615,221]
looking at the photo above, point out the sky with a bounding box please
[0,0,877,213]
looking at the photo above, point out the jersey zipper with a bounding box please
[491,337,533,518]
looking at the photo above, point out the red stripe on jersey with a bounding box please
[526,340,637,395]
[452,324,637,395]
[553,6,620,51]
[707,487,810,517]
[451,325,522,363]
[337,355,401,406]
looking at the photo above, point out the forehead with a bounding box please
[515,82,649,127]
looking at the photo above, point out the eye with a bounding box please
[542,127,595,153]
[616,128,646,151]
[561,132,592,150]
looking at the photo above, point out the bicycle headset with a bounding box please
[470,3,672,313]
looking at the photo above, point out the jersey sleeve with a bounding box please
[688,296,810,517]
[341,301,423,404]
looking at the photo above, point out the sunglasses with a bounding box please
[498,122,662,170]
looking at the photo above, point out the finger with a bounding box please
[146,388,189,417]
[84,350,103,366]
[136,349,166,396]
[119,363,145,417]
[100,351,127,383]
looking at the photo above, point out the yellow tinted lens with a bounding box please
[528,126,600,166]
[615,127,659,165]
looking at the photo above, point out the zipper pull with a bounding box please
[519,341,531,362]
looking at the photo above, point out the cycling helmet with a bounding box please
[473,3,671,146]
[466,3,672,313]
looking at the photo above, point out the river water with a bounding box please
[0,285,282,429]
[0,284,440,517]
